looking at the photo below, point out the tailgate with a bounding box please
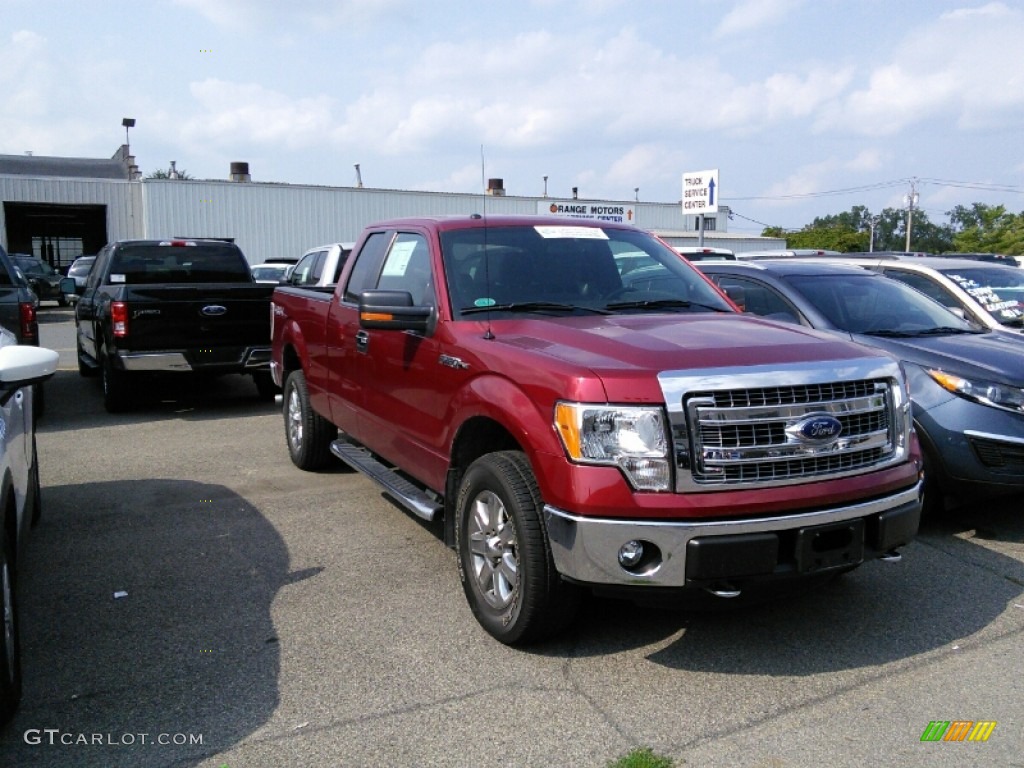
[120,284,273,351]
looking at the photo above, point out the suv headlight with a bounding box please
[927,369,1024,414]
[554,402,671,491]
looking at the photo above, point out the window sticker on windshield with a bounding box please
[381,241,417,276]
[474,298,496,307]
[534,226,609,240]
[110,274,126,283]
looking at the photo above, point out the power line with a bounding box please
[728,177,1022,202]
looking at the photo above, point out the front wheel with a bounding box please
[0,530,22,726]
[456,451,579,645]
[283,370,335,470]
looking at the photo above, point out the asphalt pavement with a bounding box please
[1,307,1021,767]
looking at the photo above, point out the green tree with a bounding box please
[762,205,955,253]
[146,167,194,180]
[948,203,1024,255]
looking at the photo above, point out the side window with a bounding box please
[883,270,957,310]
[87,246,111,289]
[344,232,392,304]
[290,251,321,286]
[715,275,801,324]
[310,251,327,282]
[376,233,434,307]
[330,248,351,283]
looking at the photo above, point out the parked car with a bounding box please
[272,214,922,644]
[698,260,1024,514]
[63,255,97,305]
[674,246,736,262]
[0,327,59,725]
[284,242,354,288]
[0,247,39,346]
[833,257,1024,334]
[250,263,291,284]
[11,255,67,307]
[64,238,277,411]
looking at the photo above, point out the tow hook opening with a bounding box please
[703,582,742,599]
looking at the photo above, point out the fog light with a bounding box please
[618,540,645,568]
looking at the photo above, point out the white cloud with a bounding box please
[171,0,406,29]
[715,0,806,37]
[820,2,1024,135]
[180,79,337,149]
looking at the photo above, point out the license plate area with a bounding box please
[795,519,864,574]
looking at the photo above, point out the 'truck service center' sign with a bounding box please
[538,201,636,225]
[682,169,719,214]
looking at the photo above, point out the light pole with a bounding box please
[868,215,881,252]
[121,117,136,155]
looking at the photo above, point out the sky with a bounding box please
[2,0,1023,235]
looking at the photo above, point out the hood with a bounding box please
[480,313,883,401]
[852,329,1024,385]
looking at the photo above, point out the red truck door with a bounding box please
[351,232,449,483]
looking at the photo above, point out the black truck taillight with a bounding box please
[20,301,38,344]
[112,301,128,337]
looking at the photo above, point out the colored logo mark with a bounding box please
[921,720,996,742]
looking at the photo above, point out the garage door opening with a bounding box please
[4,202,108,271]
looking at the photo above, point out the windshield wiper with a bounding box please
[460,301,611,316]
[864,326,985,337]
[603,299,730,313]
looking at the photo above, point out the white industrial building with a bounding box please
[0,148,782,268]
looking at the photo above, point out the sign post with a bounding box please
[682,169,719,247]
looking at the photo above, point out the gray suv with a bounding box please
[699,259,1024,514]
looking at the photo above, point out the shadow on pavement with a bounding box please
[0,478,310,767]
[534,498,1024,674]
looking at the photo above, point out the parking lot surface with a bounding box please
[1,309,1022,767]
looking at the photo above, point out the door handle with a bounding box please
[355,330,369,353]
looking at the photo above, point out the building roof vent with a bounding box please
[486,178,505,196]
[230,161,251,182]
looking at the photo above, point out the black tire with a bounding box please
[58,295,69,308]
[253,371,280,401]
[101,352,132,413]
[455,451,579,645]
[283,371,335,470]
[0,529,22,726]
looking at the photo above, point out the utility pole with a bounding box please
[868,215,880,252]
[903,179,919,252]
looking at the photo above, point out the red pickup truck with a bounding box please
[271,215,923,644]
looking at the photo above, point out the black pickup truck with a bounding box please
[64,238,277,412]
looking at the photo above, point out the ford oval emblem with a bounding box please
[787,414,843,444]
[201,305,228,317]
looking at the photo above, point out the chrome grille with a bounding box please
[659,358,911,493]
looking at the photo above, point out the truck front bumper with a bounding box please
[544,482,922,589]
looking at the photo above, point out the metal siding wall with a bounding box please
[3,175,720,263]
[0,176,143,248]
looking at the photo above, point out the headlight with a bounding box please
[927,369,1024,414]
[554,402,671,491]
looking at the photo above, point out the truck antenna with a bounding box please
[480,144,494,340]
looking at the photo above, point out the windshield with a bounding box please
[939,266,1024,328]
[785,273,977,335]
[109,244,252,284]
[16,258,56,276]
[69,257,96,276]
[439,225,732,318]
[251,265,287,281]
